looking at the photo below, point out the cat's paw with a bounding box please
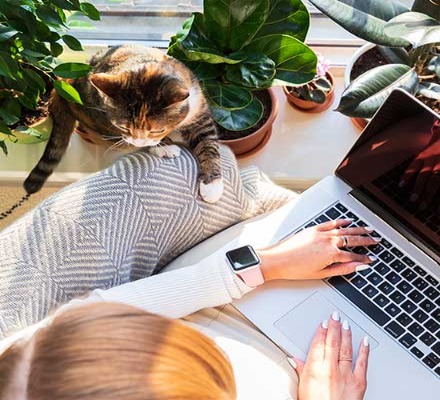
[200,178,224,203]
[150,145,181,159]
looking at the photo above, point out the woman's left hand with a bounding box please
[257,219,378,282]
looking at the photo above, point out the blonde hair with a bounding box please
[0,303,236,400]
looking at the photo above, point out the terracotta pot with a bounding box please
[219,88,278,158]
[283,72,335,113]
[345,43,375,130]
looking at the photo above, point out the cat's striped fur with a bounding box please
[24,45,223,203]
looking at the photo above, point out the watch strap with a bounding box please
[236,266,264,287]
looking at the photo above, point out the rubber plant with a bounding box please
[0,0,100,155]
[309,0,440,118]
[167,0,317,132]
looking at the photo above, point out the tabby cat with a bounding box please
[24,45,223,203]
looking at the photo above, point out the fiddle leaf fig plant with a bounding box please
[309,0,440,118]
[168,0,317,131]
[0,0,100,154]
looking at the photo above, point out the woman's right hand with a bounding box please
[292,312,370,400]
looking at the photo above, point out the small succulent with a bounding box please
[289,55,333,103]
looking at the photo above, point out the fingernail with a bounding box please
[287,357,297,369]
[410,193,418,202]
[342,320,350,330]
[365,226,374,233]
[356,264,371,272]
[344,218,354,223]
[368,255,377,262]
[332,311,340,321]
[363,336,369,347]
[322,319,329,329]
[373,237,382,243]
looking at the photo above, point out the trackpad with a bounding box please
[274,292,379,359]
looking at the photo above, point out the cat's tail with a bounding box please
[0,194,31,221]
[23,91,76,194]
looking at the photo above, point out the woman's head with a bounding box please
[0,303,236,400]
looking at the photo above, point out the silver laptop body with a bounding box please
[234,89,440,399]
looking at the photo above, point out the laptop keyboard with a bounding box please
[295,202,440,378]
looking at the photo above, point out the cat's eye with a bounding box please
[151,129,166,134]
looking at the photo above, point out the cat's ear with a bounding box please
[90,73,122,100]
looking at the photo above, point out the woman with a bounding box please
[0,219,375,399]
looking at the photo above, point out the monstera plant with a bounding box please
[0,0,100,155]
[168,0,317,140]
[309,0,440,119]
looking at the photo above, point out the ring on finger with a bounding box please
[338,357,353,362]
[339,236,348,248]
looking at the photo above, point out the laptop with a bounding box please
[233,89,440,399]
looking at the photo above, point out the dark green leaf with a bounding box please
[0,98,21,125]
[22,69,46,93]
[0,51,18,79]
[203,0,269,51]
[52,0,77,10]
[337,64,419,118]
[80,2,100,21]
[310,89,326,103]
[53,62,92,78]
[202,79,253,109]
[308,0,410,47]
[18,92,39,110]
[62,34,83,51]
[384,12,440,48]
[254,0,310,42]
[377,45,411,65]
[418,81,440,100]
[0,26,18,41]
[0,141,8,156]
[211,96,264,131]
[244,34,317,86]
[66,19,95,29]
[427,56,440,78]
[225,52,276,88]
[314,77,332,91]
[21,49,48,60]
[333,0,408,20]
[38,56,61,69]
[36,5,64,26]
[35,21,52,40]
[53,80,83,104]
[51,42,64,57]
[298,85,311,100]
[0,119,12,135]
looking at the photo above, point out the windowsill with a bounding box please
[0,54,361,192]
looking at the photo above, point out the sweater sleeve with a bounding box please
[69,251,253,319]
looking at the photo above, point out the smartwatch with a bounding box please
[226,245,264,287]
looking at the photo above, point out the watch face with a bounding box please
[226,245,260,271]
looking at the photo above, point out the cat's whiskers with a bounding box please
[104,139,127,155]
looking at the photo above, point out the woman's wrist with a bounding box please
[257,249,282,282]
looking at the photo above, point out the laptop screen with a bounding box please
[336,97,440,259]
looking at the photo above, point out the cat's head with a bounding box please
[90,63,191,147]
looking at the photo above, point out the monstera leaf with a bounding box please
[337,64,419,118]
[385,12,440,48]
[308,0,410,47]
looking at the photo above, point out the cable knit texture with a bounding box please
[0,145,293,339]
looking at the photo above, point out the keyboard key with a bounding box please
[420,299,435,313]
[426,275,439,286]
[374,294,390,308]
[353,247,368,255]
[352,276,367,289]
[370,244,384,255]
[305,221,317,228]
[386,272,402,284]
[345,272,356,279]
[433,309,440,322]
[397,281,413,294]
[325,207,342,219]
[413,309,429,323]
[421,332,436,346]
[402,300,417,313]
[376,263,391,276]
[408,290,424,303]
[357,220,367,227]
[390,260,406,272]
[409,322,424,336]
[378,281,393,295]
[432,342,440,356]
[335,203,348,213]
[411,346,424,358]
[424,286,440,301]
[381,238,392,249]
[385,321,405,338]
[358,268,371,277]
[423,353,440,368]
[391,248,404,258]
[385,304,401,317]
[362,285,379,298]
[390,291,406,305]
[315,215,330,224]
[328,276,391,326]
[379,251,395,263]
[397,313,412,327]
[370,230,381,238]
[414,266,427,277]
[402,256,415,267]
[346,211,358,221]
[402,268,417,282]
[436,366,440,377]
[424,319,440,333]
[414,278,429,291]
[367,273,383,286]
[399,333,417,348]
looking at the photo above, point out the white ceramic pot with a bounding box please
[344,42,376,87]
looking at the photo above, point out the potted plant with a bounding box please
[0,0,100,155]
[283,54,335,112]
[168,0,317,157]
[309,0,440,129]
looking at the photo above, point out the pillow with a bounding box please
[0,145,294,339]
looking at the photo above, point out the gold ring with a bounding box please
[429,0,440,5]
[341,236,348,248]
[339,357,353,362]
